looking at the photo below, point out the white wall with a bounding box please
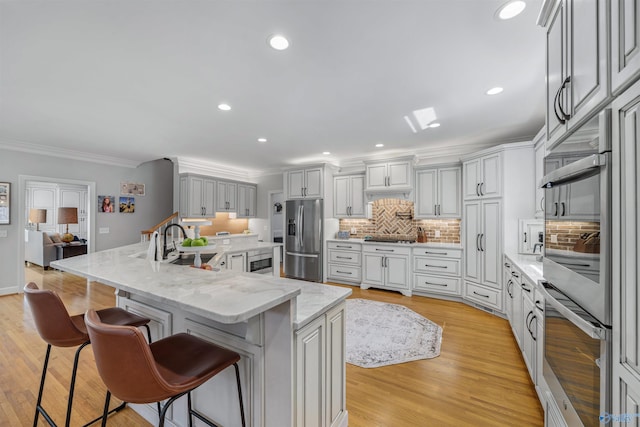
[0,149,174,294]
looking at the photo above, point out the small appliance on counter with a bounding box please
[416,227,427,243]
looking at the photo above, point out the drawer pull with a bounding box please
[424,251,448,255]
[375,248,394,252]
[425,282,448,287]
[336,270,352,275]
[504,262,511,268]
[336,256,352,259]
[522,285,531,293]
[336,245,352,248]
[425,264,448,269]
[511,272,520,278]
[473,291,490,298]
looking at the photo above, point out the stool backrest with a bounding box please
[84,309,175,403]
[23,282,88,347]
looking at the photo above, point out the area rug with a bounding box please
[346,299,442,368]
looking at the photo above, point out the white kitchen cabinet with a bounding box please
[226,252,246,272]
[237,184,257,218]
[412,246,462,297]
[333,175,365,218]
[294,303,346,427]
[463,200,501,289]
[542,0,609,147]
[180,174,216,218]
[364,158,413,191]
[612,77,640,420]
[611,0,640,95]
[59,185,88,240]
[520,276,537,381]
[216,181,237,212]
[26,183,57,233]
[327,241,362,284]
[287,167,323,199]
[414,166,461,218]
[503,258,515,327]
[361,245,411,296]
[118,296,172,343]
[510,268,524,349]
[462,153,501,200]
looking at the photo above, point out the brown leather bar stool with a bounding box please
[23,282,152,427]
[84,309,246,427]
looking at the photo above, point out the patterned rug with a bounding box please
[346,299,442,368]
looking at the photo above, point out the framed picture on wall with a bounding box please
[120,182,145,196]
[98,195,115,213]
[119,196,135,213]
[0,182,10,224]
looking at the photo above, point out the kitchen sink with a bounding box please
[168,253,217,265]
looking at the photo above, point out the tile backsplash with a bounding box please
[339,198,461,243]
[545,220,600,251]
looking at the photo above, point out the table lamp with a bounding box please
[57,207,78,243]
[29,208,47,231]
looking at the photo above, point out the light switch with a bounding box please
[0,229,7,237]
[550,234,558,243]
[99,227,110,234]
[434,230,441,238]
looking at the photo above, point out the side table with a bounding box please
[56,243,88,260]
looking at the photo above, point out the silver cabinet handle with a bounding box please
[473,291,490,298]
[231,254,243,258]
[336,270,352,275]
[336,245,353,249]
[425,281,448,287]
[425,264,448,269]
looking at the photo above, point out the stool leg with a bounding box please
[33,344,53,427]
[142,324,152,343]
[234,363,246,427]
[187,392,194,427]
[101,391,111,427]
[65,341,90,427]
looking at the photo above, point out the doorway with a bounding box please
[269,191,284,264]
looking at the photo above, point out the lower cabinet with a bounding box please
[412,247,462,296]
[295,303,346,427]
[327,241,362,284]
[118,295,172,342]
[545,392,568,427]
[361,245,411,296]
[226,252,247,272]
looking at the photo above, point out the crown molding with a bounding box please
[176,156,281,182]
[0,138,141,168]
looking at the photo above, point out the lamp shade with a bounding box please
[29,208,47,224]
[57,207,78,225]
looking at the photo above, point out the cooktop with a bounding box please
[363,238,416,244]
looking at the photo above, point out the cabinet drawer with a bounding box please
[412,247,462,259]
[328,264,361,282]
[362,244,411,256]
[329,250,361,265]
[413,274,460,295]
[328,241,362,251]
[464,282,502,310]
[413,257,460,276]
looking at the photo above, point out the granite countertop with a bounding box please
[51,242,350,329]
[504,250,544,284]
[327,238,463,250]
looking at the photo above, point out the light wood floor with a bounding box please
[0,266,543,426]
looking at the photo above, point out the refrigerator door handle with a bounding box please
[298,205,304,248]
[286,252,319,258]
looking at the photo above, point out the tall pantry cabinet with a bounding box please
[461,143,535,313]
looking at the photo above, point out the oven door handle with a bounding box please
[541,153,607,188]
[539,284,606,339]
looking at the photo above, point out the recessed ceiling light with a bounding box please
[429,123,441,128]
[375,143,384,148]
[218,103,231,111]
[258,138,267,143]
[269,35,289,50]
[322,151,331,155]
[486,87,504,95]
[496,0,526,20]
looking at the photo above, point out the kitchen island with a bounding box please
[51,241,351,427]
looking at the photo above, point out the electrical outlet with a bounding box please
[434,230,441,238]
[99,227,109,234]
[550,234,558,243]
[350,227,357,235]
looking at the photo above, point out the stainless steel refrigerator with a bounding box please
[285,199,323,282]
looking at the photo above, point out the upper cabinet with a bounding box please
[334,174,365,218]
[364,158,413,191]
[414,165,461,218]
[541,0,609,147]
[237,184,257,218]
[286,167,323,199]
[612,0,640,95]
[462,153,501,200]
[216,181,237,212]
[180,174,216,218]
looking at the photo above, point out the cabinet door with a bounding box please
[246,185,257,217]
[216,182,229,211]
[415,169,437,218]
[521,293,536,382]
[612,0,640,94]
[288,170,305,199]
[511,272,524,348]
[463,201,481,282]
[305,168,323,198]
[349,175,365,217]
[295,315,326,427]
[481,200,501,289]
[546,0,567,142]
[333,177,350,218]
[237,184,256,218]
[387,161,411,188]
[567,0,609,129]
[188,177,205,217]
[480,154,501,198]
[203,179,216,216]
[227,252,246,272]
[366,164,387,189]
[326,305,346,426]
[438,167,461,217]
[226,182,237,211]
[384,255,408,290]
[362,253,384,286]
[504,263,514,324]
[462,159,481,200]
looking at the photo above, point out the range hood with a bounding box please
[364,188,413,202]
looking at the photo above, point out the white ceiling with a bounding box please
[0,0,546,175]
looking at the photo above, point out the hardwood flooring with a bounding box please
[0,266,543,426]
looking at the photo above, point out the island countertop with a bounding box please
[51,241,350,329]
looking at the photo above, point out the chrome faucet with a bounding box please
[163,223,187,259]
[533,243,543,253]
